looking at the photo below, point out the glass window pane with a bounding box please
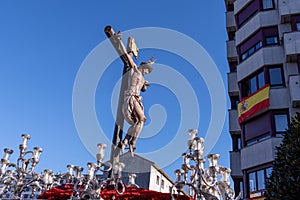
[297,22,300,31]
[242,52,248,60]
[250,77,257,94]
[266,36,278,45]
[255,41,262,50]
[237,137,241,149]
[266,167,273,178]
[274,114,288,133]
[257,170,265,190]
[161,179,164,189]
[248,47,255,55]
[239,181,244,198]
[242,80,251,97]
[258,72,265,89]
[249,172,257,192]
[269,67,283,87]
[262,0,274,10]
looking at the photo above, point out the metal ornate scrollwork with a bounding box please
[0,135,130,199]
[70,143,127,199]
[0,134,45,199]
[171,129,241,200]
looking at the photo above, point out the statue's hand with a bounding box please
[141,85,147,92]
[144,81,151,86]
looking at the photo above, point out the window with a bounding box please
[249,172,257,192]
[241,41,262,61]
[230,96,239,110]
[297,22,300,31]
[161,179,165,189]
[242,112,272,145]
[238,27,278,62]
[291,15,300,31]
[257,170,265,190]
[236,0,260,28]
[274,114,288,136]
[269,67,284,88]
[266,167,272,178]
[258,72,264,88]
[249,77,257,94]
[236,0,275,28]
[241,70,265,98]
[239,181,244,199]
[265,36,278,45]
[229,61,238,73]
[246,134,271,146]
[156,175,160,185]
[232,135,242,151]
[262,0,274,10]
[248,167,273,195]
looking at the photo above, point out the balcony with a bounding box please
[269,88,290,109]
[230,151,243,177]
[235,10,278,46]
[226,40,238,62]
[237,46,284,82]
[234,0,252,15]
[289,75,300,108]
[226,11,236,32]
[229,109,241,134]
[241,137,282,170]
[228,72,239,96]
[283,32,300,62]
[278,0,300,23]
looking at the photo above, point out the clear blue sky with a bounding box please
[0,0,231,178]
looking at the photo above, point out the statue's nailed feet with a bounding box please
[120,140,127,155]
[129,144,135,157]
[120,140,136,157]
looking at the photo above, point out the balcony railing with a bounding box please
[241,137,282,170]
[289,75,300,108]
[228,72,239,96]
[226,11,236,32]
[230,151,243,177]
[229,109,241,134]
[283,32,300,62]
[226,40,238,62]
[278,0,300,23]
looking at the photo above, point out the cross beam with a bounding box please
[104,26,136,178]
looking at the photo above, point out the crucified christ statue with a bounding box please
[121,59,154,156]
[104,25,155,163]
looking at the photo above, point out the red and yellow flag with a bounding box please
[249,196,265,200]
[238,84,270,124]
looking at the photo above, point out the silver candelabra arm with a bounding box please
[19,134,31,157]
[128,173,139,188]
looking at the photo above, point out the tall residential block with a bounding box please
[224,0,300,199]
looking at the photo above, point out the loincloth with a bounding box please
[122,95,144,125]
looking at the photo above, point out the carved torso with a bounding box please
[125,68,145,96]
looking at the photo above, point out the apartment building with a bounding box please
[225,0,300,198]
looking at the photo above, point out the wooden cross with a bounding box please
[104,25,138,178]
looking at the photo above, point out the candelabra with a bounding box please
[71,143,125,199]
[0,134,45,199]
[0,135,140,199]
[171,129,241,200]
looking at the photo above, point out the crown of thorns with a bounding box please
[139,57,156,72]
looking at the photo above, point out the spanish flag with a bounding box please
[249,196,265,200]
[238,84,270,124]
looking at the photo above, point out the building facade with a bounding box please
[119,152,174,193]
[224,0,300,199]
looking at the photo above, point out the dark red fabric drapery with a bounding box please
[39,184,194,200]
